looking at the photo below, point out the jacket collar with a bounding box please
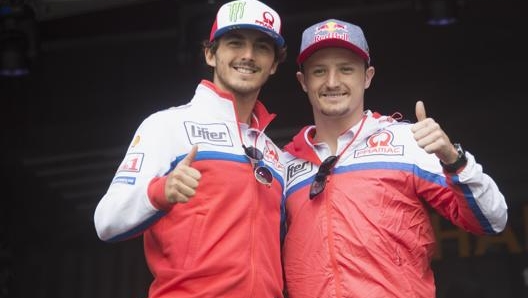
[197,80,276,131]
[283,110,397,164]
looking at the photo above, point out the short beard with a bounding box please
[320,106,350,118]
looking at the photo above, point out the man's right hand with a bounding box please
[165,145,201,204]
[411,100,458,165]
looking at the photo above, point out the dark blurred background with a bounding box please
[1,0,527,297]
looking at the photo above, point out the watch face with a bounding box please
[454,143,464,158]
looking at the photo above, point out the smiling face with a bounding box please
[297,47,375,125]
[205,29,279,101]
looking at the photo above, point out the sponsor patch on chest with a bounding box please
[184,121,233,146]
[286,160,312,186]
[354,130,404,158]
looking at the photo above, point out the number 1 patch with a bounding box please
[118,153,144,173]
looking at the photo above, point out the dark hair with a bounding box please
[202,39,287,64]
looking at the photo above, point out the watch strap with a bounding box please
[440,143,468,173]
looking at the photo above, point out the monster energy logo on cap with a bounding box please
[227,1,246,22]
[209,0,285,47]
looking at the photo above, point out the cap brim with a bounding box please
[213,24,285,48]
[297,39,369,65]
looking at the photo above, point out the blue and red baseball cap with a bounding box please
[297,19,370,65]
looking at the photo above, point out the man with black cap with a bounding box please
[94,1,287,297]
[281,18,507,297]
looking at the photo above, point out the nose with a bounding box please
[326,69,340,88]
[240,43,256,60]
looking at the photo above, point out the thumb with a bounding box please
[180,145,198,166]
[415,100,427,122]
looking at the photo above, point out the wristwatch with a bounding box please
[440,143,467,173]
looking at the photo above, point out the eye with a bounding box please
[255,42,273,52]
[311,68,326,76]
[227,39,243,47]
[222,34,244,47]
[340,66,354,74]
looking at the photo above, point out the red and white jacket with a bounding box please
[281,110,507,298]
[94,80,285,298]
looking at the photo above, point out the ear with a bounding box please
[364,66,375,89]
[204,48,216,67]
[296,71,308,92]
[269,60,279,75]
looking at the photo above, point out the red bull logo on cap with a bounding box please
[315,21,347,34]
[314,21,349,42]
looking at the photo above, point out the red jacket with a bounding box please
[281,111,507,298]
[95,81,285,298]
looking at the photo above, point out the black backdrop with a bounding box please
[2,0,527,297]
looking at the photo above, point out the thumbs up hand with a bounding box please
[165,145,202,204]
[411,101,459,164]
[415,100,427,122]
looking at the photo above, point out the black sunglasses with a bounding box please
[243,145,273,186]
[309,155,338,199]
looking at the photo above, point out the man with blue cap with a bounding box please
[281,18,507,298]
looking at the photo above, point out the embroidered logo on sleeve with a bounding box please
[112,176,136,185]
[354,130,404,158]
[117,153,144,173]
[130,135,141,148]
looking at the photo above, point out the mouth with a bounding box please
[233,64,259,74]
[321,91,347,98]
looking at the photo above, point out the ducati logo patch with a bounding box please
[354,130,404,158]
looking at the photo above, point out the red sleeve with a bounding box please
[147,176,173,211]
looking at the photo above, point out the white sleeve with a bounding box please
[458,151,509,233]
[93,111,174,241]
